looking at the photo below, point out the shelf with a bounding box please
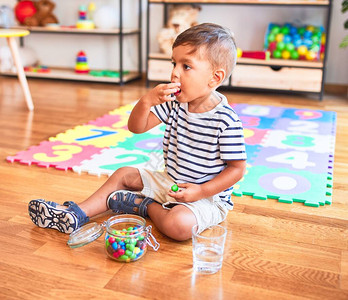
[12,26,140,36]
[237,57,323,68]
[149,53,324,68]
[146,0,331,99]
[12,0,143,85]
[1,67,141,83]
[149,0,329,6]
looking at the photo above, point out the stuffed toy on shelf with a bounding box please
[157,4,201,56]
[15,0,59,27]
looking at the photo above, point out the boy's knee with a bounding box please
[113,167,143,191]
[162,210,196,241]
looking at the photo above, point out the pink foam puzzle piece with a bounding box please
[243,128,269,145]
[87,113,128,130]
[6,141,103,170]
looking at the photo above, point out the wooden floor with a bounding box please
[0,76,347,299]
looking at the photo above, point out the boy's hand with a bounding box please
[141,82,181,107]
[168,183,203,203]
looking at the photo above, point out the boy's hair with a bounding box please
[172,23,237,78]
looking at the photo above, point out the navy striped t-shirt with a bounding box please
[150,92,247,208]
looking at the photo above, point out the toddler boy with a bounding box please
[29,23,247,241]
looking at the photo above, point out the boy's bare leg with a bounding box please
[147,204,197,241]
[76,167,144,217]
[59,165,196,241]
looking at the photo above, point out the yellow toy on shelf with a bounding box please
[76,3,95,30]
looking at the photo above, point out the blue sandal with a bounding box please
[28,199,89,234]
[107,190,155,218]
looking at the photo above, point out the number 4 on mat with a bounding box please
[266,151,315,169]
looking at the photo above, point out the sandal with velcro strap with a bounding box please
[107,190,155,218]
[28,199,89,234]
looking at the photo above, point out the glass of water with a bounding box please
[192,224,227,274]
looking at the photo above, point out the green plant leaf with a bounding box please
[339,35,348,48]
[343,0,348,13]
[345,20,348,29]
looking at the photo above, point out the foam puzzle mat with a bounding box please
[7,103,336,207]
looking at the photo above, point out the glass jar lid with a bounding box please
[67,222,104,248]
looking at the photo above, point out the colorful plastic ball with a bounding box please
[270,25,281,35]
[298,27,306,36]
[268,41,277,52]
[303,38,313,47]
[237,48,243,58]
[310,44,320,53]
[306,50,317,61]
[276,41,285,51]
[321,33,326,45]
[293,33,301,41]
[275,33,284,42]
[283,35,292,44]
[290,50,299,60]
[281,50,291,59]
[313,27,322,35]
[297,45,308,56]
[285,43,295,52]
[306,25,315,32]
[280,26,290,35]
[304,31,312,39]
[311,35,320,44]
[267,33,276,43]
[272,50,282,59]
[14,0,37,24]
[293,38,302,48]
[290,27,298,35]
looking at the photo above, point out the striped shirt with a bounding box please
[151,92,247,208]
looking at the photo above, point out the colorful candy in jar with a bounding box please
[105,225,147,262]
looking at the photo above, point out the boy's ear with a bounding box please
[209,69,226,88]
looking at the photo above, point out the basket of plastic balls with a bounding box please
[67,214,160,262]
[264,23,325,61]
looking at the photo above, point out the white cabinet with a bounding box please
[146,0,332,99]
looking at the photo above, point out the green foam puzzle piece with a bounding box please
[233,165,331,207]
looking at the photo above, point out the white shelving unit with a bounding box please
[146,0,332,99]
[1,0,143,84]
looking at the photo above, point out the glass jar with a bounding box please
[67,214,159,262]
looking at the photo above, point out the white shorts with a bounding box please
[138,169,229,233]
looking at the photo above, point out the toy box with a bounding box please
[264,23,325,61]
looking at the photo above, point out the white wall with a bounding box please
[1,0,347,85]
[325,0,348,85]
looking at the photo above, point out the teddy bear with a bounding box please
[157,5,201,56]
[23,0,59,27]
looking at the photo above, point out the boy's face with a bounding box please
[171,45,216,105]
